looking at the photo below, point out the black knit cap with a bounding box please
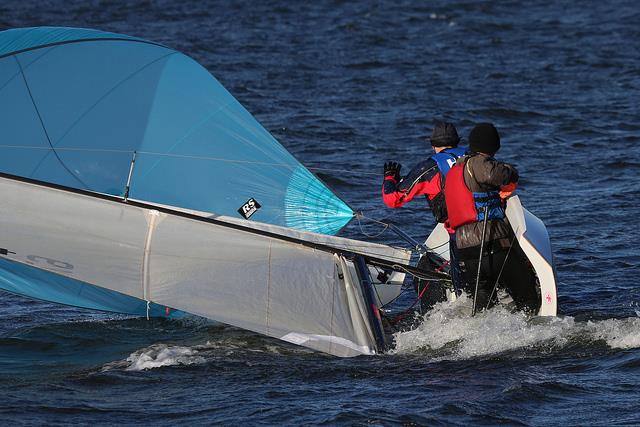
[430,121,460,147]
[469,123,501,154]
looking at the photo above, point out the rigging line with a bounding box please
[389,282,430,325]
[381,288,413,310]
[330,250,412,263]
[355,213,390,227]
[0,144,381,176]
[14,56,90,190]
[388,258,450,323]
[355,212,436,255]
[386,263,451,283]
[343,252,413,264]
[430,241,449,250]
[305,166,379,177]
[472,205,490,317]
[379,284,414,310]
[1,41,65,94]
[53,51,178,148]
[356,213,390,239]
[137,101,236,181]
[485,226,520,311]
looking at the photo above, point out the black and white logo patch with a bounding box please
[237,198,262,219]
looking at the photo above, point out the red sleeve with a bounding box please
[382,173,442,208]
[382,176,404,208]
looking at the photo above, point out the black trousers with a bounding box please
[458,239,540,313]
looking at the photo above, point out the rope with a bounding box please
[355,212,390,239]
[0,144,380,176]
[388,260,450,325]
[13,58,90,190]
[355,212,439,256]
[389,282,430,325]
[485,228,520,311]
[384,262,450,283]
[472,205,490,317]
[379,285,413,309]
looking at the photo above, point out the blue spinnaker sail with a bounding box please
[0,258,186,319]
[0,27,353,235]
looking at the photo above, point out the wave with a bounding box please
[98,297,640,371]
[102,343,206,371]
[391,295,640,359]
[102,332,305,372]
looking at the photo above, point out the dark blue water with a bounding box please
[1,1,640,425]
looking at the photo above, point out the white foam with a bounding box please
[102,338,293,372]
[122,344,206,371]
[583,317,640,350]
[391,296,640,359]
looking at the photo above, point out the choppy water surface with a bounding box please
[1,1,639,425]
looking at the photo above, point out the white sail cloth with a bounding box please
[0,176,410,357]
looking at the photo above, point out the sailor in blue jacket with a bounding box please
[382,122,467,308]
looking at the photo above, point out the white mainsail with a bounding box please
[0,174,413,357]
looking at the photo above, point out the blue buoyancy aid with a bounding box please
[426,147,468,223]
[429,147,467,178]
[472,191,505,222]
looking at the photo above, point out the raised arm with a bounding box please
[382,160,441,208]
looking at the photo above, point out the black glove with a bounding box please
[384,161,402,181]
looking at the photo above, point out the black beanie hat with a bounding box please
[469,123,500,154]
[430,121,460,147]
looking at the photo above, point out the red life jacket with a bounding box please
[444,162,477,229]
[445,159,506,230]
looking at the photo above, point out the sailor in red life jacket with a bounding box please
[382,122,467,302]
[444,123,539,313]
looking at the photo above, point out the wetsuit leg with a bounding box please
[459,239,541,314]
[497,242,540,313]
[458,246,496,312]
[449,233,465,296]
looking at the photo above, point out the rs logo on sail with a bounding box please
[238,198,262,219]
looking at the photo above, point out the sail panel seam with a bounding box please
[266,242,272,336]
[53,51,177,150]
[0,37,171,61]
[13,55,90,189]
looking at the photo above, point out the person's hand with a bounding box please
[499,182,517,199]
[384,162,402,181]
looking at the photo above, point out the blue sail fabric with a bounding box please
[0,258,186,319]
[0,26,353,235]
